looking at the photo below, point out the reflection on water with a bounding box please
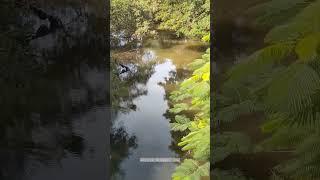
[111,38,206,179]
[0,1,108,180]
[112,60,178,180]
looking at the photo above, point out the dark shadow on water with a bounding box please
[110,126,137,179]
[0,1,109,180]
[185,44,210,52]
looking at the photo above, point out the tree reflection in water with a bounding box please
[110,47,158,178]
[110,127,137,179]
[0,1,110,179]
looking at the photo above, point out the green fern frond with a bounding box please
[257,125,312,151]
[188,58,207,70]
[170,115,192,132]
[188,81,210,99]
[212,132,252,163]
[170,103,190,113]
[266,62,320,124]
[212,168,251,180]
[265,0,320,44]
[219,84,251,105]
[169,49,210,179]
[295,32,320,61]
[260,113,288,133]
[276,134,320,179]
[226,42,293,86]
[217,100,258,123]
[216,1,320,179]
[188,49,210,70]
[193,62,210,76]
[247,66,287,96]
[245,0,311,27]
[178,126,210,160]
[172,159,209,180]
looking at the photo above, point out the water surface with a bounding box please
[0,1,108,179]
[111,38,207,180]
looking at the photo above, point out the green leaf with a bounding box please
[178,126,210,160]
[295,32,320,61]
[265,0,320,44]
[172,159,209,180]
[266,62,320,125]
[170,103,190,113]
[212,132,252,163]
[170,115,191,132]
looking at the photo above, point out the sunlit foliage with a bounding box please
[155,0,210,39]
[169,48,210,180]
[110,0,210,45]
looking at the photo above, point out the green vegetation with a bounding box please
[169,49,210,180]
[110,0,157,45]
[155,0,210,39]
[111,0,210,179]
[215,0,320,179]
[110,0,210,45]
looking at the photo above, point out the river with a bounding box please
[111,38,208,180]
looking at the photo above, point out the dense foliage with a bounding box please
[110,0,157,46]
[110,0,210,46]
[155,0,210,39]
[169,49,210,180]
[215,0,320,179]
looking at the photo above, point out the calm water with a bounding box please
[111,39,207,180]
[0,1,108,180]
